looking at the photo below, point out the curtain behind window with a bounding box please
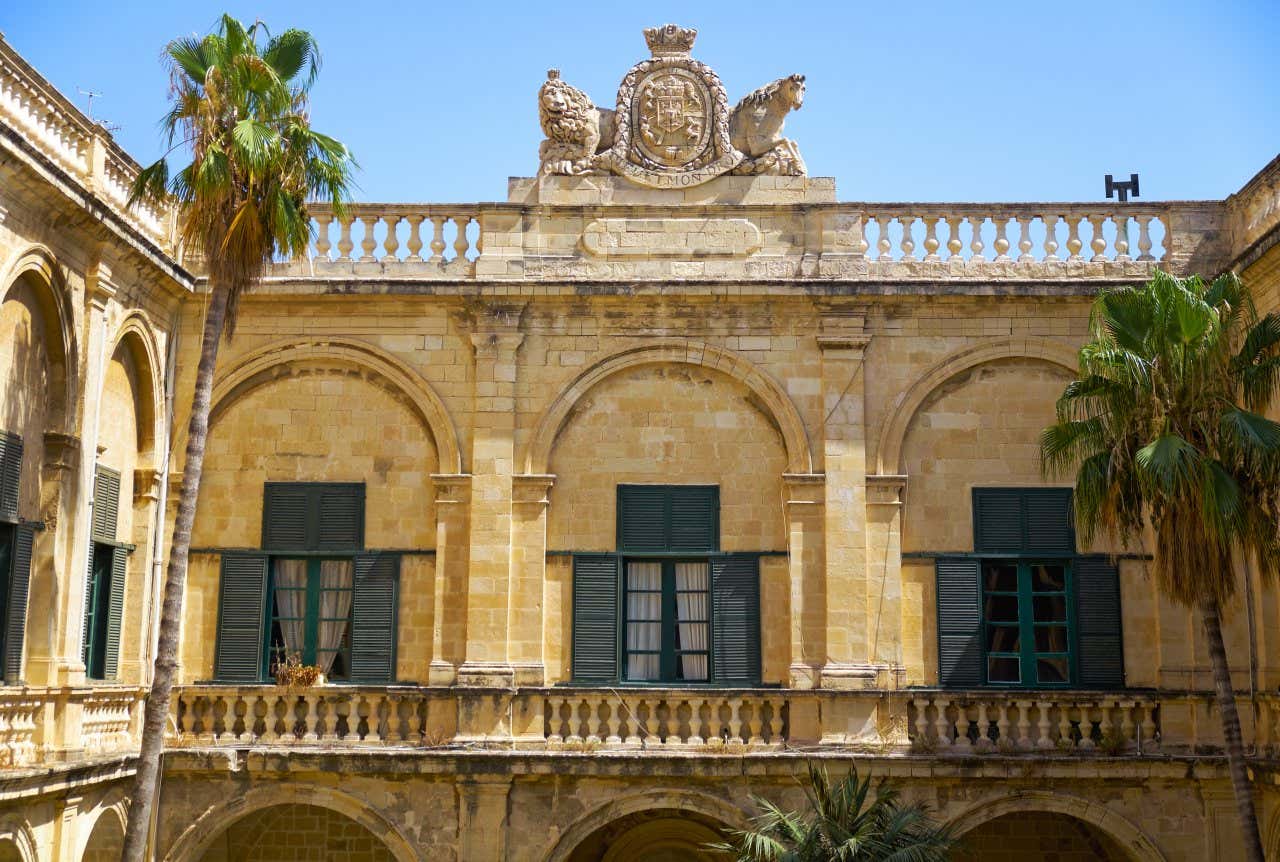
[317,560,354,675]
[675,562,708,681]
[273,560,308,658]
[626,561,661,680]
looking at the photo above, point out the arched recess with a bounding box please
[0,244,78,435]
[163,783,417,862]
[523,341,813,475]
[543,788,750,862]
[875,336,1080,475]
[79,797,128,862]
[107,312,166,472]
[171,337,462,474]
[0,813,37,862]
[946,791,1166,862]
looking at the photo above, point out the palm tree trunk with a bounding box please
[121,286,230,862]
[1199,595,1264,862]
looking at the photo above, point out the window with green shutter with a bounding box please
[84,466,127,681]
[935,487,1124,690]
[571,485,760,686]
[214,482,399,683]
[0,429,30,683]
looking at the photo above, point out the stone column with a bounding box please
[24,431,79,685]
[866,475,907,686]
[121,467,160,683]
[783,473,824,689]
[509,474,553,686]
[817,310,876,688]
[458,304,525,687]
[51,793,83,862]
[429,474,471,686]
[456,776,512,862]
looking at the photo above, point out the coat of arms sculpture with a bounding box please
[537,24,807,188]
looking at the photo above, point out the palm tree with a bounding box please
[121,15,355,860]
[712,763,955,861]
[1041,269,1280,862]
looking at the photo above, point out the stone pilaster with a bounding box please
[866,474,907,686]
[458,303,525,687]
[430,474,471,686]
[22,431,79,685]
[456,776,512,862]
[509,474,554,686]
[783,473,824,689]
[817,308,876,688]
[120,467,161,683]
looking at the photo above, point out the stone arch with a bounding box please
[79,797,128,862]
[0,244,77,434]
[524,341,813,475]
[172,337,462,474]
[162,783,417,862]
[947,791,1166,862]
[875,336,1080,475]
[0,813,37,862]
[543,788,750,862]
[107,312,165,470]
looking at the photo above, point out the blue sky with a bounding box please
[2,1,1276,203]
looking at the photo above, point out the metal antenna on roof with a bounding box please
[1104,173,1140,203]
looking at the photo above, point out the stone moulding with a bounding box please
[580,217,762,257]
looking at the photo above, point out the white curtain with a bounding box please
[675,562,709,681]
[626,562,661,680]
[273,559,308,658]
[316,560,354,675]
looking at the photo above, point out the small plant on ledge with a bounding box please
[274,652,325,688]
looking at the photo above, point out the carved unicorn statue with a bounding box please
[729,74,807,176]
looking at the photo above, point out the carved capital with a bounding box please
[431,473,472,506]
[782,472,825,509]
[41,432,80,475]
[866,474,907,507]
[512,474,555,508]
[85,259,116,310]
[816,304,870,353]
[133,468,161,505]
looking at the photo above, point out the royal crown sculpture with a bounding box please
[537,24,807,188]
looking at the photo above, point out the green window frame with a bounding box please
[623,558,710,684]
[981,559,1075,687]
[83,541,112,679]
[266,556,355,681]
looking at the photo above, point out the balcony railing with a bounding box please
[0,685,145,768]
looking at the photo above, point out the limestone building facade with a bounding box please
[1,25,1280,862]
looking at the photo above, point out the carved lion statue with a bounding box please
[730,73,807,176]
[537,70,616,176]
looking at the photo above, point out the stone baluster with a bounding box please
[995,702,1011,749]
[706,699,725,747]
[933,697,952,748]
[546,696,564,744]
[336,216,355,262]
[605,700,623,746]
[851,214,868,257]
[194,697,214,744]
[768,699,785,744]
[429,216,448,263]
[238,692,259,744]
[1043,215,1060,260]
[385,695,403,743]
[1120,700,1136,750]
[1139,701,1157,750]
[1112,215,1131,260]
[1065,216,1084,261]
[1057,703,1073,749]
[260,693,280,743]
[728,698,745,745]
[1088,215,1108,262]
[974,701,992,750]
[366,693,385,742]
[359,215,379,262]
[1015,700,1033,749]
[1136,216,1155,261]
[945,217,964,260]
[345,694,365,743]
[876,216,893,261]
[952,701,973,752]
[408,694,425,744]
[922,217,941,261]
[642,698,660,745]
[314,213,333,261]
[179,693,196,739]
[625,697,644,746]
[564,699,583,745]
[747,701,765,746]
[968,216,986,261]
[898,215,916,260]
[688,698,705,746]
[1077,702,1097,750]
[305,693,325,742]
[405,215,426,262]
[1035,701,1054,749]
[585,699,602,744]
[452,216,472,262]
[382,215,402,262]
[992,217,1012,261]
[1016,216,1034,262]
[912,698,930,746]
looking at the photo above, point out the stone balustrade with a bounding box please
[0,685,145,768]
[81,686,146,757]
[544,690,788,749]
[0,36,173,249]
[0,690,42,768]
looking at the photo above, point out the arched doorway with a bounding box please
[566,808,730,862]
[955,810,1134,861]
[82,809,125,862]
[195,803,397,861]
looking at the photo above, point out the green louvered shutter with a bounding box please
[4,525,34,682]
[91,466,121,543]
[572,554,619,683]
[711,553,760,685]
[0,432,22,523]
[1025,489,1075,554]
[317,484,365,550]
[936,556,983,687]
[973,488,1024,553]
[668,486,719,552]
[350,553,399,683]
[262,483,309,550]
[1074,556,1124,688]
[617,486,666,552]
[101,547,127,680]
[214,553,269,682]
